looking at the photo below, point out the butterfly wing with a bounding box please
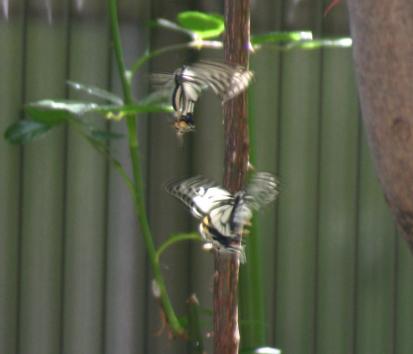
[229,172,278,232]
[188,61,253,102]
[146,73,176,106]
[244,172,278,210]
[207,203,236,236]
[151,68,206,118]
[166,175,248,260]
[150,61,253,137]
[177,66,209,101]
[165,176,233,219]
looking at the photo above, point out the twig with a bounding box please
[213,0,251,353]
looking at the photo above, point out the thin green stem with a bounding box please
[238,88,266,348]
[108,0,184,335]
[187,294,205,353]
[156,233,201,262]
[130,40,223,76]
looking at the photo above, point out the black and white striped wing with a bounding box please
[184,61,253,102]
[165,176,233,219]
[207,203,239,237]
[151,61,253,117]
[229,172,278,230]
[244,172,278,210]
[151,67,208,103]
[176,66,208,102]
[150,69,205,116]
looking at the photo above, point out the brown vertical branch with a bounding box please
[223,0,250,188]
[213,0,250,354]
[346,0,413,250]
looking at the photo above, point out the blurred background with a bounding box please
[1,0,413,354]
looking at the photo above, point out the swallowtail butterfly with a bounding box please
[165,172,278,260]
[153,61,253,136]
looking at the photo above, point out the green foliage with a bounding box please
[25,102,73,125]
[27,98,171,118]
[67,81,123,104]
[251,31,312,45]
[187,294,205,353]
[4,120,51,144]
[4,92,172,145]
[176,11,225,39]
[27,99,104,117]
[240,348,281,354]
[251,31,352,51]
[295,37,352,49]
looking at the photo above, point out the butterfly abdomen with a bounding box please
[200,215,242,251]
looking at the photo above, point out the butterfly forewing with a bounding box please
[180,81,204,102]
[244,172,278,210]
[166,176,232,219]
[188,61,253,102]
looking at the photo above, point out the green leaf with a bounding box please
[177,11,225,39]
[67,81,123,105]
[154,18,194,37]
[240,347,281,354]
[4,120,51,144]
[104,103,173,121]
[26,99,107,116]
[24,98,172,126]
[187,294,204,353]
[25,104,73,125]
[294,37,352,49]
[251,31,313,45]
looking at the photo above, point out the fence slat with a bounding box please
[105,1,150,353]
[61,2,109,353]
[275,49,321,354]
[0,4,24,353]
[242,49,281,347]
[18,1,68,353]
[146,1,193,353]
[355,134,396,354]
[315,48,359,354]
[395,237,413,354]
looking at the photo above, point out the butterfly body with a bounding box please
[166,172,278,260]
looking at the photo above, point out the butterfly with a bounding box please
[165,172,278,260]
[152,61,253,136]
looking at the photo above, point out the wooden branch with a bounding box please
[213,0,250,354]
[223,0,250,191]
[346,0,413,250]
